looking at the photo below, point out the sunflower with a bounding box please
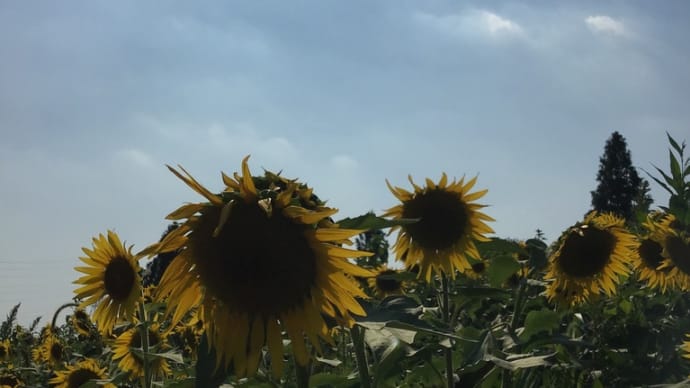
[544,212,637,306]
[74,231,143,334]
[657,214,690,290]
[112,322,171,380]
[0,340,9,362]
[49,358,114,388]
[71,309,93,337]
[633,214,677,292]
[0,372,21,388]
[367,265,406,298]
[142,156,372,378]
[682,333,690,361]
[464,259,489,280]
[384,173,494,282]
[172,310,204,359]
[32,333,65,366]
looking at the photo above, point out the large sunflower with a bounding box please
[49,358,114,388]
[544,212,637,306]
[143,156,372,378]
[633,214,677,292]
[367,265,406,298]
[384,173,494,282]
[73,231,143,334]
[112,322,171,380]
[0,340,9,362]
[657,214,690,290]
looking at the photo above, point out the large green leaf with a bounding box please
[519,309,560,341]
[487,255,521,287]
[477,238,526,256]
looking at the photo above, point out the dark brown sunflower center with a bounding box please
[192,203,317,317]
[638,239,664,270]
[104,256,136,301]
[558,226,616,278]
[375,270,402,293]
[131,329,161,348]
[50,343,63,361]
[471,262,486,274]
[402,189,469,250]
[0,345,7,358]
[666,235,690,275]
[67,369,101,388]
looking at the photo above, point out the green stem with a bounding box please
[350,325,372,388]
[441,272,454,388]
[138,302,151,388]
[294,361,310,388]
[510,277,527,335]
[50,302,79,332]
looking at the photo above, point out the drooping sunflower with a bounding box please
[0,340,9,362]
[384,173,495,282]
[657,214,690,290]
[633,214,677,292]
[71,309,93,337]
[142,156,372,378]
[73,231,143,334]
[32,333,65,366]
[544,212,637,306]
[112,322,171,380]
[367,265,406,298]
[49,358,115,388]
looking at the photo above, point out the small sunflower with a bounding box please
[633,214,676,292]
[0,340,9,362]
[172,311,203,359]
[544,212,637,306]
[143,156,372,378]
[71,309,93,337]
[384,173,494,282]
[32,334,65,366]
[112,322,171,380]
[367,265,406,298]
[658,214,690,290]
[465,259,489,280]
[74,231,143,334]
[49,358,115,388]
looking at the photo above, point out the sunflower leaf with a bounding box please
[336,213,419,230]
[486,255,521,287]
[519,310,561,341]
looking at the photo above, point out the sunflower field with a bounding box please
[2,134,690,388]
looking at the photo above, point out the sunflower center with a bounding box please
[666,235,690,274]
[67,369,100,388]
[638,238,664,270]
[0,346,6,358]
[558,226,616,278]
[50,343,64,362]
[131,329,161,348]
[104,256,136,301]
[375,270,402,293]
[471,262,486,274]
[193,202,317,317]
[402,189,469,250]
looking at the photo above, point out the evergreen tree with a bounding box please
[142,222,181,286]
[591,131,649,221]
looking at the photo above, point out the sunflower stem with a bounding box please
[138,302,152,388]
[510,277,527,335]
[50,302,79,333]
[350,324,371,388]
[441,272,454,388]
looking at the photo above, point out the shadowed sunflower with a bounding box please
[73,231,142,334]
[142,156,372,378]
[657,214,690,290]
[384,174,494,282]
[0,372,21,388]
[49,358,114,388]
[112,322,171,380]
[71,309,93,337]
[0,339,9,362]
[172,310,204,360]
[367,265,406,298]
[32,333,65,366]
[545,212,637,306]
[465,259,489,280]
[633,214,677,292]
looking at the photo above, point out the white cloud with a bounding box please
[115,148,155,168]
[585,15,626,36]
[415,9,524,39]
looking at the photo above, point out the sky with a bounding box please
[1,1,688,324]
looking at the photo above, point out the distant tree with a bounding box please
[354,212,390,269]
[591,131,649,222]
[142,222,181,287]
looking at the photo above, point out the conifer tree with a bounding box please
[591,131,648,221]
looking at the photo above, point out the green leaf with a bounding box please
[314,356,343,367]
[309,372,354,387]
[519,310,560,341]
[485,353,554,371]
[486,255,521,287]
[671,149,682,183]
[164,378,196,388]
[452,286,511,300]
[477,238,526,256]
[336,213,418,230]
[668,132,684,155]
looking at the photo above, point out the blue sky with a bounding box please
[1,1,687,323]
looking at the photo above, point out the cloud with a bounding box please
[415,9,524,39]
[115,148,156,168]
[585,15,626,36]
